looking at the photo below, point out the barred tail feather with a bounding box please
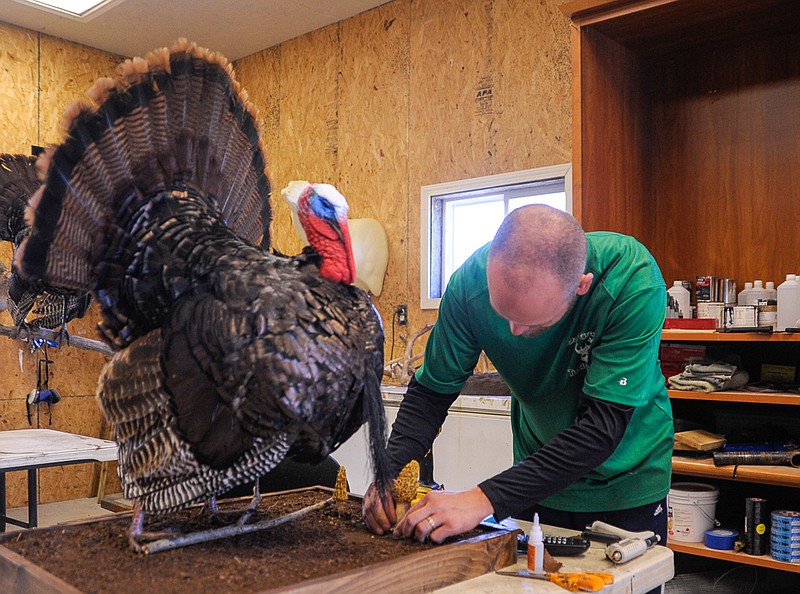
[99,329,291,513]
[0,154,39,243]
[17,39,270,292]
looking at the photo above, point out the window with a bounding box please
[420,164,572,309]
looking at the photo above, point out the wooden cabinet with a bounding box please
[559,0,800,287]
[660,330,800,573]
[560,0,800,574]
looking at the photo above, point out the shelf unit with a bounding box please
[662,329,800,573]
[560,0,800,575]
[668,540,800,574]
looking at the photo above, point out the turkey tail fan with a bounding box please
[16,39,271,293]
[0,154,38,243]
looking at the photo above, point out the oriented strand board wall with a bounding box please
[0,24,37,153]
[0,0,571,505]
[233,0,572,361]
[0,22,121,507]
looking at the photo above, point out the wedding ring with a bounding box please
[426,516,436,530]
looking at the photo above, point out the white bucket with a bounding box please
[668,482,719,542]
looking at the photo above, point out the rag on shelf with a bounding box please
[668,361,749,393]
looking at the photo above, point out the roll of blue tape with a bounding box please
[705,529,739,550]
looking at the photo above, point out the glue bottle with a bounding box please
[527,512,545,575]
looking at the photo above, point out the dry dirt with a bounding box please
[0,489,489,594]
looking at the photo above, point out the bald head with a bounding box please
[488,205,587,297]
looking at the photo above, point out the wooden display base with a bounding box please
[0,487,519,594]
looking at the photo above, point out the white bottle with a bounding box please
[738,281,753,305]
[527,512,545,575]
[746,280,768,306]
[777,274,800,331]
[765,281,778,301]
[667,281,692,319]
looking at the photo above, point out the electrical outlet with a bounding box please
[396,304,408,326]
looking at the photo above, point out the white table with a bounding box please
[0,429,117,531]
[435,519,674,593]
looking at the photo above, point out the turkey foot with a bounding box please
[127,503,181,553]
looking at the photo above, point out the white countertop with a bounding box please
[0,429,117,471]
[382,384,512,416]
[436,519,674,593]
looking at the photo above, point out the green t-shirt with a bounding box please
[416,232,674,512]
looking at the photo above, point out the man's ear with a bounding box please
[576,273,594,296]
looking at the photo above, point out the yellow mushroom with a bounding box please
[391,460,420,524]
[333,466,349,515]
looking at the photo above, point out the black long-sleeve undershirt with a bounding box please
[387,377,634,520]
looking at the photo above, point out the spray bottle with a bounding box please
[527,512,545,575]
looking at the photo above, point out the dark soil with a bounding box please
[1,489,487,594]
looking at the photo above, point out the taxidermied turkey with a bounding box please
[0,154,92,330]
[15,39,391,549]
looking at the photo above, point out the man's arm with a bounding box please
[386,377,460,474]
[362,377,459,535]
[479,392,634,520]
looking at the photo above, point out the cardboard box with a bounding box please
[760,363,797,383]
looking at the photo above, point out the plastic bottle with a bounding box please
[777,274,800,331]
[765,281,778,301]
[737,282,753,305]
[746,280,768,306]
[667,281,692,319]
[527,512,545,575]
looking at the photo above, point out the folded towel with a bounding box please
[668,360,749,392]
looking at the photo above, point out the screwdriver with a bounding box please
[495,569,614,591]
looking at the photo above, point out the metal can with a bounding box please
[758,299,777,329]
[696,275,715,303]
[717,278,737,305]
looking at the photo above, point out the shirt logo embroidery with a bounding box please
[567,331,595,377]
[619,377,628,386]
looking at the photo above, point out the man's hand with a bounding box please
[362,481,397,535]
[393,487,493,544]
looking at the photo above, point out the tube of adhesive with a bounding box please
[527,512,545,575]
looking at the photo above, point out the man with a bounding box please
[363,204,673,547]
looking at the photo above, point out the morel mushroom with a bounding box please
[333,466,349,515]
[392,460,420,524]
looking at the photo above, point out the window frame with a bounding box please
[419,163,572,309]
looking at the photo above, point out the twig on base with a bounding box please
[0,323,113,356]
[140,497,334,555]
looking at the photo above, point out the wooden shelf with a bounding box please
[668,389,800,406]
[662,329,800,343]
[668,540,800,574]
[672,457,800,488]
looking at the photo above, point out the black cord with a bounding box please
[390,309,397,361]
